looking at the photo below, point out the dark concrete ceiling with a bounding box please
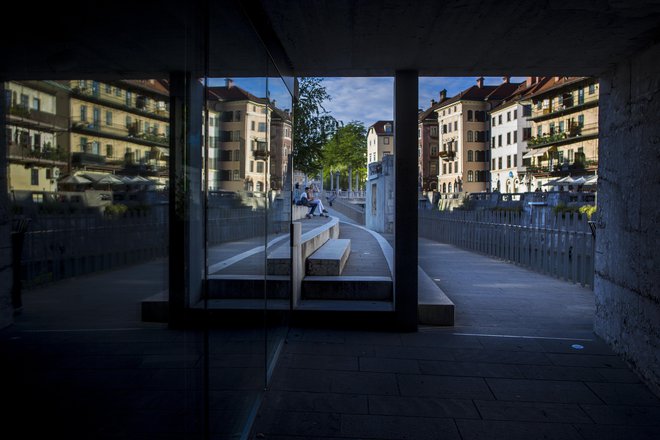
[2,0,660,80]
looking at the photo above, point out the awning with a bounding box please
[523,146,552,159]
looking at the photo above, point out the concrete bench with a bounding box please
[306,238,351,276]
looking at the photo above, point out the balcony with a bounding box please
[72,121,169,148]
[439,150,456,161]
[8,142,68,164]
[529,93,599,122]
[8,105,69,131]
[527,123,598,149]
[71,86,169,122]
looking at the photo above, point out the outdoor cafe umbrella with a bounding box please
[59,174,92,185]
[555,175,575,184]
[572,176,587,186]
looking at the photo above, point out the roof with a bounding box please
[208,85,268,104]
[489,77,553,112]
[525,77,593,101]
[368,120,394,135]
[121,80,169,97]
[435,79,522,110]
[271,106,291,122]
[418,102,442,122]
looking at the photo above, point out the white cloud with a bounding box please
[321,77,394,127]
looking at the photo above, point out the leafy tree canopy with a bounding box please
[322,121,367,175]
[293,78,337,177]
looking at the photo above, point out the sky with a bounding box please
[209,76,527,128]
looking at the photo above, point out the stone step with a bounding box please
[302,276,392,300]
[266,244,291,275]
[306,238,351,276]
[207,274,290,299]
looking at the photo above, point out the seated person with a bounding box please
[301,187,328,218]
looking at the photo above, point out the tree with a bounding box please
[293,78,337,177]
[322,121,367,181]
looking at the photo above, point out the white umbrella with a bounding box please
[555,175,575,184]
[572,176,587,186]
[59,174,92,185]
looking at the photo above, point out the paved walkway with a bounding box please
[2,224,659,439]
[250,239,660,440]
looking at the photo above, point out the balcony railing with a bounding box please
[8,142,68,163]
[8,105,69,129]
[527,123,598,148]
[530,93,599,121]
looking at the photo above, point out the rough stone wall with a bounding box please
[596,42,660,396]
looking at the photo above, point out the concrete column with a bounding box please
[355,171,359,192]
[0,82,12,328]
[596,42,660,396]
[335,172,340,191]
[394,71,418,331]
[169,72,204,327]
[348,166,353,193]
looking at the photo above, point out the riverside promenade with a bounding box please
[1,207,659,439]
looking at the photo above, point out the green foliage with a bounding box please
[104,203,128,217]
[293,78,337,177]
[579,204,597,219]
[322,121,367,177]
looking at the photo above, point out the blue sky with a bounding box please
[209,76,526,128]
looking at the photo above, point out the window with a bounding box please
[442,124,447,134]
[498,134,502,147]
[513,130,518,143]
[522,127,531,141]
[106,111,113,126]
[80,136,88,152]
[31,168,39,186]
[513,109,518,119]
[233,170,240,181]
[448,163,452,173]
[467,110,473,121]
[105,84,112,93]
[491,136,495,146]
[578,88,585,104]
[115,87,122,97]
[431,145,438,155]
[498,115,502,125]
[91,141,100,155]
[523,105,532,117]
[126,91,132,106]
[549,122,555,134]
[467,150,473,162]
[559,121,565,132]
[32,97,40,111]
[251,121,255,130]
[589,84,596,95]
[468,170,474,182]
[126,116,132,128]
[33,133,41,149]
[514,154,518,167]
[106,144,113,157]
[384,137,390,145]
[249,160,254,172]
[498,157,503,169]
[234,149,240,161]
[256,161,264,173]
[467,131,473,142]
[454,121,458,131]
[537,126,542,137]
[80,105,88,121]
[93,107,100,125]
[235,110,241,121]
[507,155,512,168]
[578,114,585,126]
[506,132,511,145]
[507,111,511,122]
[384,123,392,133]
[442,163,447,174]
[448,123,452,133]
[492,117,496,126]
[430,126,438,136]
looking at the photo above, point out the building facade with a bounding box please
[435,77,520,194]
[208,81,271,193]
[488,77,551,193]
[418,93,443,192]
[65,79,170,187]
[4,81,69,192]
[524,77,599,189]
[270,107,292,191]
[367,120,393,164]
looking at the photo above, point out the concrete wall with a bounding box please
[365,155,394,233]
[596,42,660,396]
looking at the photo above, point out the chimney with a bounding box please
[525,76,536,87]
[439,89,447,101]
[272,99,276,108]
[476,77,484,88]
[225,78,234,88]
[430,99,436,106]
[502,76,510,84]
